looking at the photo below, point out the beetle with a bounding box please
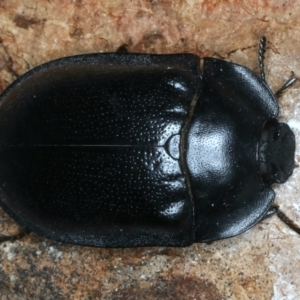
[0,37,297,247]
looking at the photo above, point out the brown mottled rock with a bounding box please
[1,1,300,299]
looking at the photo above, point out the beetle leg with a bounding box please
[258,36,267,83]
[0,229,29,244]
[275,76,297,97]
[116,44,129,53]
[264,204,300,235]
[261,204,278,220]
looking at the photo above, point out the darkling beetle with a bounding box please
[0,37,298,247]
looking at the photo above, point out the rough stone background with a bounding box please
[0,1,300,299]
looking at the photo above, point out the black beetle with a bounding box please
[0,37,297,247]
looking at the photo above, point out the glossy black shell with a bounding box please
[0,53,295,247]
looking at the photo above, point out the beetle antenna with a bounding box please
[258,36,297,97]
[275,76,297,97]
[258,36,267,83]
[271,204,300,235]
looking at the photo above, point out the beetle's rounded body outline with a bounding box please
[0,43,295,247]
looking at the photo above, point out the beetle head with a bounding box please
[259,119,295,184]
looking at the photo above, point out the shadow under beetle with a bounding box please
[0,37,297,247]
